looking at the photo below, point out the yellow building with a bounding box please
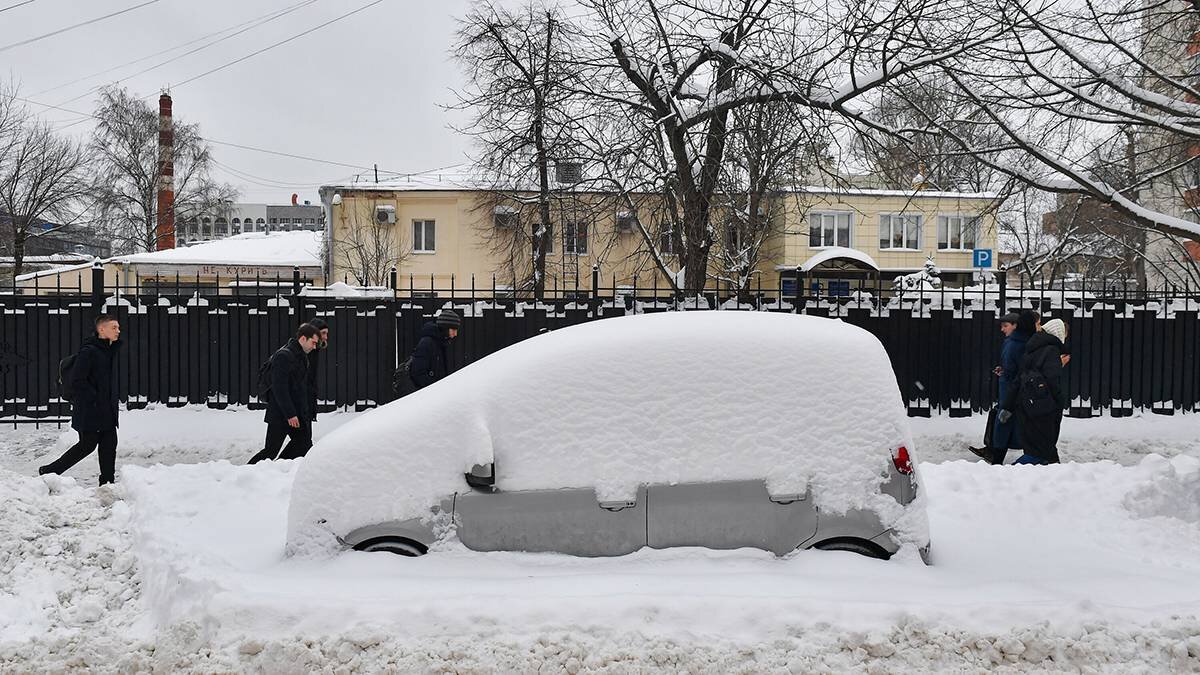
[320,175,998,297]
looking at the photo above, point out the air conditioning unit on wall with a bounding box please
[375,205,396,224]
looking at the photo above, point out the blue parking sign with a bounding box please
[973,248,993,268]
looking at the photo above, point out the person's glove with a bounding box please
[997,409,1013,424]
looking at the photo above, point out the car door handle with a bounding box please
[769,493,805,504]
[599,500,637,512]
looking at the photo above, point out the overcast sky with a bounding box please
[1,0,481,204]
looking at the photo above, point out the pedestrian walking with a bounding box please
[1000,317,1069,465]
[970,311,1035,465]
[39,315,124,486]
[248,323,319,464]
[306,318,329,422]
[409,309,460,390]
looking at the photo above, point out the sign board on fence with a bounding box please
[973,248,993,268]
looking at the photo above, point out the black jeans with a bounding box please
[248,420,312,463]
[42,429,118,485]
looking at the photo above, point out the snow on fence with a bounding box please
[1,270,1198,425]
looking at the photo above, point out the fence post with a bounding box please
[290,266,302,318]
[998,269,1008,315]
[389,267,398,292]
[591,264,600,318]
[91,262,105,314]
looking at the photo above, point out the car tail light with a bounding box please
[893,446,913,475]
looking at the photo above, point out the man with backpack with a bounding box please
[248,323,320,464]
[409,309,461,390]
[39,315,124,486]
[999,317,1069,465]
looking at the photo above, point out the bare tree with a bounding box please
[333,197,409,286]
[0,98,90,279]
[712,102,828,290]
[89,86,236,254]
[578,0,994,290]
[451,0,586,298]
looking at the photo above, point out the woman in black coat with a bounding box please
[1001,318,1069,465]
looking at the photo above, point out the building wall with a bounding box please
[326,187,997,291]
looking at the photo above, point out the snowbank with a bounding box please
[288,312,920,553]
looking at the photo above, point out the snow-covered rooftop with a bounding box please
[797,247,880,272]
[115,231,322,268]
[15,231,323,281]
[321,172,997,201]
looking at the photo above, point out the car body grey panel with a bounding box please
[647,480,817,555]
[454,486,647,556]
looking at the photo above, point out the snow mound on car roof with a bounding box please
[287,311,922,554]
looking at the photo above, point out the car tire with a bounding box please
[353,536,427,556]
[812,538,890,560]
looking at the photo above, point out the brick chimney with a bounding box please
[156,92,175,250]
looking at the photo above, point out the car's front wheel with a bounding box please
[812,538,889,560]
[353,536,427,556]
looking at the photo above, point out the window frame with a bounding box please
[412,219,436,254]
[807,211,854,249]
[936,214,980,251]
[563,219,588,256]
[878,213,923,251]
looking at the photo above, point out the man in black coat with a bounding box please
[248,323,320,463]
[409,309,460,390]
[305,318,329,422]
[39,315,123,485]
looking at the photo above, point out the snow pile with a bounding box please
[288,312,921,554]
[0,474,140,643]
[1123,454,1200,524]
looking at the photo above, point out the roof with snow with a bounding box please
[319,171,997,201]
[115,231,322,267]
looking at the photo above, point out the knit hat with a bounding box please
[436,309,461,329]
[999,312,1020,325]
[1041,318,1067,342]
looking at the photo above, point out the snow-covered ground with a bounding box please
[2,407,1199,672]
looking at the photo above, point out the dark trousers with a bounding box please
[248,420,312,463]
[42,429,118,485]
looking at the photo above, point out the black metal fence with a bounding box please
[2,264,1197,426]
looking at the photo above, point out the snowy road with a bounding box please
[2,407,1199,672]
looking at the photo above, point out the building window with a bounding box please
[269,218,278,225]
[215,218,228,237]
[201,218,212,238]
[256,218,266,231]
[879,213,922,250]
[564,220,588,255]
[413,219,436,253]
[724,223,741,252]
[659,227,676,255]
[937,215,979,251]
[808,211,853,248]
[305,218,315,225]
[494,205,519,228]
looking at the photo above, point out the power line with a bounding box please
[0,0,167,54]
[32,0,322,99]
[0,0,38,14]
[171,0,385,89]
[12,93,462,180]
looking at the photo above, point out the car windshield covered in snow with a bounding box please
[287,311,928,558]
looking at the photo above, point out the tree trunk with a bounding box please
[11,216,27,280]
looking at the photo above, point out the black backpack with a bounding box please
[1018,349,1058,416]
[256,347,289,402]
[391,355,414,396]
[58,353,77,401]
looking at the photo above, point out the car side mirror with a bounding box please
[465,462,495,490]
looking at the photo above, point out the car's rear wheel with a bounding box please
[812,538,890,560]
[353,536,427,556]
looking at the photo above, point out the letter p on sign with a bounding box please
[973,248,993,268]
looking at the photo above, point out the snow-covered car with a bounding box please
[287,311,930,562]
